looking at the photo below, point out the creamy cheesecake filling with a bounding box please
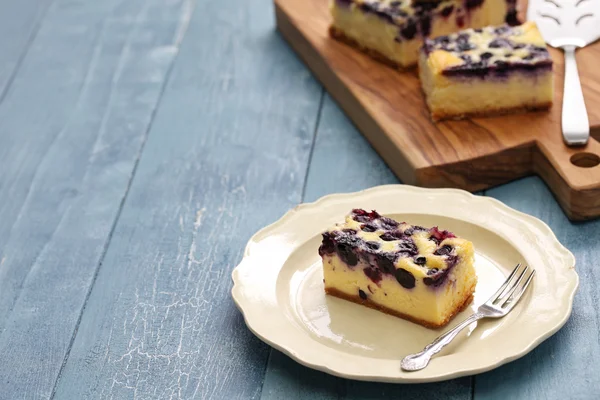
[323,253,476,325]
[330,0,516,68]
[420,57,553,119]
[319,209,477,327]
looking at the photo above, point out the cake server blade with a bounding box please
[528,0,600,146]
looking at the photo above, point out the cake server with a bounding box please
[401,263,535,372]
[528,0,600,146]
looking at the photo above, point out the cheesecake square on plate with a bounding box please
[418,21,554,120]
[329,0,519,69]
[319,209,477,328]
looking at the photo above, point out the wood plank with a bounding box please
[274,0,600,221]
[0,0,51,95]
[474,177,600,400]
[50,0,324,398]
[261,352,340,400]
[260,95,472,400]
[0,0,193,398]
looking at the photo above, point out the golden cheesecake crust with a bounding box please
[428,102,553,122]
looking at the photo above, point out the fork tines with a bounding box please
[488,263,536,310]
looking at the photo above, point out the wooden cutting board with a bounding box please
[274,0,600,221]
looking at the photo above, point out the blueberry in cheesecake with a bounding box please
[419,21,554,120]
[329,0,520,69]
[319,209,477,328]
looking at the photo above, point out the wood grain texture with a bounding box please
[260,94,472,400]
[50,0,324,398]
[0,0,193,398]
[0,0,51,96]
[476,177,600,400]
[275,0,600,221]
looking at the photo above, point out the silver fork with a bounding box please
[401,263,535,372]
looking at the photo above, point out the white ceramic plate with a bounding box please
[231,185,578,383]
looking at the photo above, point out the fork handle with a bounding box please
[401,312,485,372]
[561,45,589,146]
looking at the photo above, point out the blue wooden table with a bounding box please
[0,0,598,399]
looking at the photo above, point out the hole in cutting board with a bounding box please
[570,152,600,168]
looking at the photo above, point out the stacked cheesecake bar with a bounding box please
[330,0,519,69]
[329,0,554,120]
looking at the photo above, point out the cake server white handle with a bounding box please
[400,312,485,372]
[561,45,589,146]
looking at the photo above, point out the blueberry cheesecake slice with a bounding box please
[419,21,553,120]
[329,0,519,69]
[319,209,477,328]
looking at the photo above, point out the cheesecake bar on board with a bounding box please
[329,0,519,69]
[418,21,553,120]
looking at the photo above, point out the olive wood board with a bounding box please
[274,0,600,221]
